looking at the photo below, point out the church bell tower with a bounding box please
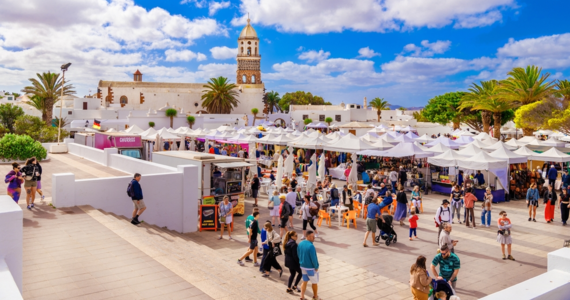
[237,17,261,84]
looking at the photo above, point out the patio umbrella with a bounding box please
[347,153,359,192]
[157,134,163,152]
[170,140,178,151]
[204,138,210,153]
[317,153,326,182]
[189,139,196,151]
[153,134,159,151]
[178,137,186,151]
[307,154,317,193]
[248,143,257,161]
[284,146,295,178]
[276,155,284,190]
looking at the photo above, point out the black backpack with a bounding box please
[127,181,135,198]
[331,188,339,199]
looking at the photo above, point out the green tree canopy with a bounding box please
[422,92,466,129]
[278,91,331,112]
[201,76,239,114]
[0,103,25,133]
[368,97,390,122]
[187,116,196,129]
[165,108,177,128]
[14,115,68,142]
[264,91,281,113]
[21,72,75,125]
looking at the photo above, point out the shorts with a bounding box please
[252,189,259,198]
[133,199,146,210]
[249,239,258,250]
[270,206,280,217]
[366,218,377,233]
[224,216,233,224]
[280,217,288,228]
[301,268,319,284]
[36,180,42,189]
[24,180,37,188]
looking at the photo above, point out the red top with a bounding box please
[464,193,477,208]
[209,147,215,154]
[409,215,418,228]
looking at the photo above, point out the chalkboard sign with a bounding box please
[199,205,218,232]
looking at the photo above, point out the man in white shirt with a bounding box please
[238,149,244,158]
[286,187,298,228]
[435,199,452,242]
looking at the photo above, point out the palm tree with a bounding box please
[165,108,177,128]
[251,108,259,126]
[187,116,196,129]
[498,65,555,135]
[27,95,48,123]
[21,72,75,125]
[555,79,570,103]
[459,80,498,133]
[474,99,513,139]
[368,97,390,122]
[325,117,333,126]
[53,117,69,129]
[265,91,281,113]
[201,77,239,114]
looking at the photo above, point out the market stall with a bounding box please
[427,150,468,194]
[489,145,528,199]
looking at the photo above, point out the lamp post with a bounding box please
[58,63,71,144]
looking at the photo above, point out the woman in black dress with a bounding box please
[560,188,570,226]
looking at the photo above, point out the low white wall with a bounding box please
[68,143,110,165]
[108,154,177,175]
[0,196,23,298]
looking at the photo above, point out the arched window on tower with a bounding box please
[247,47,251,56]
[120,96,128,107]
[241,47,244,54]
[252,75,256,84]
[255,47,257,55]
[242,74,247,83]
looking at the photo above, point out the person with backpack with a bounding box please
[279,195,293,238]
[300,195,319,239]
[128,173,145,225]
[20,157,40,210]
[5,162,23,204]
[435,199,452,242]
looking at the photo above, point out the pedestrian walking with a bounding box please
[300,195,319,239]
[5,162,23,203]
[394,185,409,226]
[399,166,408,189]
[251,173,260,207]
[261,222,283,278]
[298,230,319,300]
[269,190,281,227]
[544,184,557,223]
[128,173,146,225]
[341,185,353,210]
[409,210,418,240]
[389,168,398,193]
[430,244,460,289]
[284,231,302,294]
[279,194,293,238]
[410,256,431,300]
[35,160,45,201]
[20,157,40,210]
[237,211,260,266]
[218,196,233,239]
[286,187,297,228]
[481,187,493,227]
[449,185,463,224]
[435,200,452,242]
[363,198,380,247]
[438,223,458,253]
[497,211,515,261]
[244,207,261,262]
[560,188,570,226]
[547,164,558,189]
[464,187,477,228]
[526,183,539,222]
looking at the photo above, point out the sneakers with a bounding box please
[507,255,515,261]
[533,219,536,222]
[131,219,139,225]
[41,195,45,200]
[31,203,34,208]
[253,262,260,267]
[502,255,506,260]
[528,217,531,221]
[245,257,253,262]
[237,260,244,266]
[27,205,31,210]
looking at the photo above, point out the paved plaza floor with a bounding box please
[3,156,568,299]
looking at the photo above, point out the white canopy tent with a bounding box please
[461,139,495,149]
[379,133,398,144]
[482,141,517,152]
[504,138,525,148]
[425,137,460,149]
[324,134,377,152]
[456,151,509,190]
[140,127,158,137]
[404,131,419,139]
[518,136,538,144]
[414,134,434,143]
[267,135,293,145]
[360,133,380,142]
[488,147,527,164]
[454,136,475,145]
[428,150,468,167]
[393,134,415,143]
[125,124,144,134]
[456,144,483,156]
[287,136,329,150]
[365,142,433,158]
[541,138,566,147]
[238,135,260,143]
[530,147,570,162]
[425,143,452,154]
[370,139,396,150]
[257,134,280,144]
[227,133,249,143]
[473,132,497,142]
[513,146,537,157]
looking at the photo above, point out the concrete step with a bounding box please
[79,205,294,300]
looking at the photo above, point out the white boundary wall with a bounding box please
[0,196,23,299]
[54,146,199,233]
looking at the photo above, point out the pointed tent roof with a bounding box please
[456,144,483,156]
[125,124,144,134]
[482,141,517,151]
[425,137,460,149]
[339,121,374,128]
[394,134,415,143]
[541,137,566,147]
[473,132,496,142]
[454,136,474,145]
[462,139,494,149]
[425,143,452,153]
[267,135,293,145]
[324,134,377,152]
[287,136,329,150]
[505,138,525,148]
[258,134,280,143]
[457,151,508,170]
[404,131,419,139]
[488,146,528,164]
[414,134,434,143]
[530,147,570,162]
[402,125,416,132]
[238,134,259,143]
[306,122,328,128]
[428,149,467,167]
[514,146,538,157]
[369,139,395,150]
[379,133,398,144]
[360,132,380,142]
[518,136,537,144]
[414,142,431,151]
[368,127,387,134]
[227,133,248,143]
[386,131,402,138]
[140,127,157,137]
[372,142,433,158]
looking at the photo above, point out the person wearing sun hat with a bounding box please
[435,199,452,242]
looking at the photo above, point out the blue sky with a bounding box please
[1,0,569,107]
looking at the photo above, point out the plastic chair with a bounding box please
[317,210,331,227]
[380,205,391,216]
[390,199,397,215]
[353,202,362,217]
[362,204,368,219]
[342,211,358,229]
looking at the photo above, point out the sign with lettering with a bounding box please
[199,205,218,232]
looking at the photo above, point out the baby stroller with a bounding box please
[375,215,397,246]
[429,279,459,300]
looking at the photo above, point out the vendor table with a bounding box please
[327,205,350,227]
[431,181,506,202]
[431,182,452,194]
[329,166,347,180]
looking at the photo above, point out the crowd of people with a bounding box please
[5,157,45,209]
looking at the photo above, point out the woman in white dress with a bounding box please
[269,190,281,227]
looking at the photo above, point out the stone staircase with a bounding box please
[79,205,296,300]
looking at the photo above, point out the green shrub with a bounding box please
[0,134,47,161]
[14,115,68,142]
[149,121,155,127]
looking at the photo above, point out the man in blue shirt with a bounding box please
[214,146,220,155]
[376,182,388,197]
[130,173,145,225]
[298,231,319,300]
[363,198,380,247]
[548,165,558,189]
[474,170,485,185]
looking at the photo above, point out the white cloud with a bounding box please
[210,46,237,59]
[180,0,207,8]
[165,49,207,62]
[298,50,331,63]
[232,0,515,33]
[0,0,224,94]
[498,33,570,59]
[358,47,381,58]
[402,40,451,57]
[209,1,231,16]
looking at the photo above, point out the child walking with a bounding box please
[409,209,418,240]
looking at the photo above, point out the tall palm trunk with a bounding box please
[46,97,55,126]
[493,112,502,139]
[481,111,491,133]
[377,111,381,122]
[170,116,173,128]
